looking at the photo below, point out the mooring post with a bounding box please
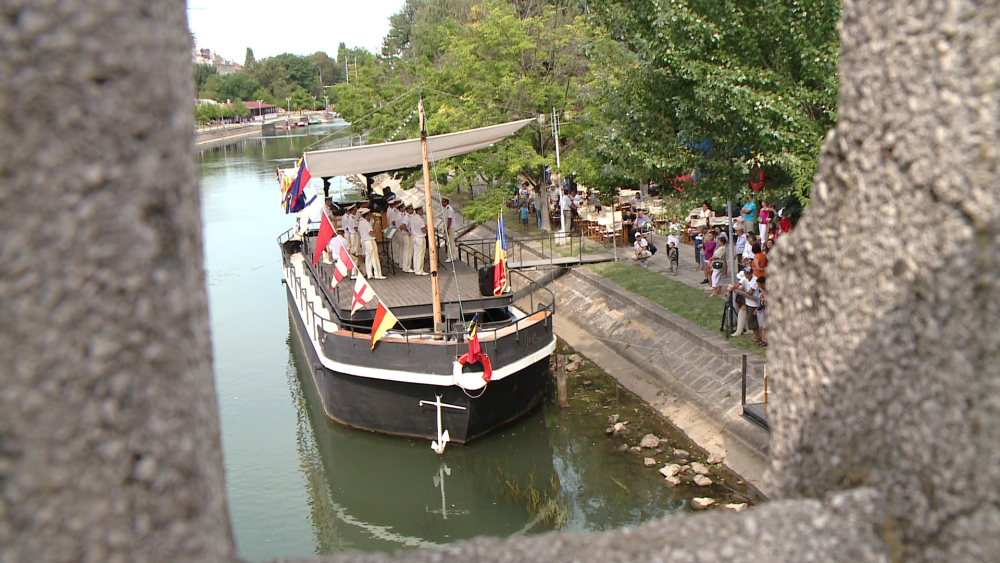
[557,354,568,408]
[741,354,747,412]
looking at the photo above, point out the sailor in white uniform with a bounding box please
[409,205,428,275]
[400,205,414,272]
[358,208,385,279]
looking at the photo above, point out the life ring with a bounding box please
[452,356,492,391]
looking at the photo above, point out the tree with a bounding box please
[590,0,840,204]
[309,51,342,87]
[194,63,217,95]
[244,47,256,71]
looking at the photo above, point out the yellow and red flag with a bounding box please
[493,211,508,295]
[370,300,398,350]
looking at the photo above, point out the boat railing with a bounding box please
[446,233,557,326]
[280,227,555,353]
[452,231,584,269]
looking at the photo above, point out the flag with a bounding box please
[457,313,492,383]
[493,211,508,295]
[312,212,335,266]
[350,273,375,316]
[370,300,398,350]
[282,157,312,213]
[332,245,356,286]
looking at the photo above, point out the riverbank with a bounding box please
[456,212,771,495]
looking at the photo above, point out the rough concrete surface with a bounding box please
[2,0,999,562]
[0,1,234,562]
[767,1,1000,561]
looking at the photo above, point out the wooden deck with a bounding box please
[320,258,510,320]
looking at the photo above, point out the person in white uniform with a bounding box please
[341,206,356,257]
[399,205,414,272]
[388,201,402,269]
[357,209,385,279]
[409,206,428,275]
[442,197,455,263]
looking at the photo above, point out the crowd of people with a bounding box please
[320,195,458,281]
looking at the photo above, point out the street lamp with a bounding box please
[257,100,261,122]
[311,95,316,111]
[285,97,290,113]
[324,95,329,110]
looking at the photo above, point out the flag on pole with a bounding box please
[332,245,356,286]
[350,273,375,316]
[493,211,508,295]
[457,313,492,382]
[312,212,335,266]
[370,300,398,350]
[282,157,312,213]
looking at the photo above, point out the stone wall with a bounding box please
[1,0,997,562]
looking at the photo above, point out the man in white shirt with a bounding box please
[559,189,572,232]
[409,206,428,275]
[388,201,402,269]
[399,205,414,271]
[634,232,651,266]
[442,197,455,263]
[357,209,384,279]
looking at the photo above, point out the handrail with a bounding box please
[281,227,555,346]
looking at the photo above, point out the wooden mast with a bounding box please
[419,99,443,333]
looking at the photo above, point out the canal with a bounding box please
[199,123,759,561]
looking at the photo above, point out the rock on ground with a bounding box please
[691,462,709,475]
[663,475,682,487]
[659,464,682,478]
[644,457,656,467]
[724,503,748,513]
[690,498,715,510]
[640,434,660,449]
[693,475,713,487]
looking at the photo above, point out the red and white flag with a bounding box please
[332,245,356,287]
[350,273,375,317]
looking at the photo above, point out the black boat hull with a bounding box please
[287,288,550,444]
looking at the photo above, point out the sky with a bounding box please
[187,0,406,61]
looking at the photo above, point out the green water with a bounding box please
[199,125,758,562]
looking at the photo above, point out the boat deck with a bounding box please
[318,256,511,321]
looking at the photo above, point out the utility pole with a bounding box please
[552,107,561,170]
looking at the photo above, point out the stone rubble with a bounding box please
[690,462,709,476]
[639,434,660,449]
[723,503,748,513]
[690,498,715,510]
[643,457,657,467]
[659,464,682,478]
[692,475,713,487]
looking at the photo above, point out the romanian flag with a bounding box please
[370,300,398,350]
[332,245,356,287]
[457,313,492,382]
[493,211,508,295]
[312,212,335,266]
[350,273,375,317]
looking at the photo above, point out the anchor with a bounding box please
[419,395,466,454]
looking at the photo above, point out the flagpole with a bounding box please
[419,97,443,333]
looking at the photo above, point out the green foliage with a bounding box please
[198,72,261,103]
[195,101,247,124]
[251,88,277,106]
[459,187,508,224]
[194,63,217,94]
[244,47,256,70]
[589,0,840,205]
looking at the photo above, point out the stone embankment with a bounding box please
[195,123,262,149]
[546,266,771,494]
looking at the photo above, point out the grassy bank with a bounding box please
[588,262,766,358]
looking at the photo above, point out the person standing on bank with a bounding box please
[741,197,757,235]
[410,206,428,276]
[400,205,414,272]
[442,197,455,262]
[358,209,385,279]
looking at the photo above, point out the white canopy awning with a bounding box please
[303,118,534,178]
